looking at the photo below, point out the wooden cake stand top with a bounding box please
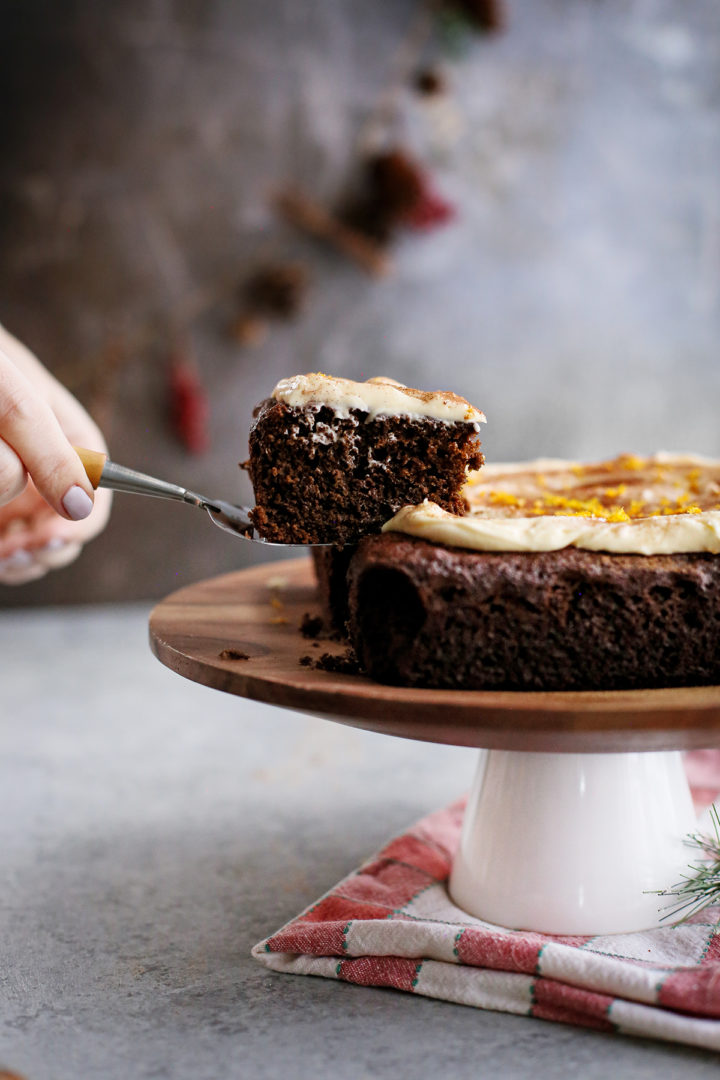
[149,557,720,752]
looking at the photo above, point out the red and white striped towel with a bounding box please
[253,751,720,1051]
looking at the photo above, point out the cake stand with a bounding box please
[149,558,720,936]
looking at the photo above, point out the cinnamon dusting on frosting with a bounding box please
[271,373,485,424]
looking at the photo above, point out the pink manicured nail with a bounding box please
[62,485,94,521]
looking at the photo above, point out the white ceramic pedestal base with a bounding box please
[449,749,697,936]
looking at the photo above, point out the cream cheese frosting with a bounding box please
[383,453,720,555]
[272,373,485,425]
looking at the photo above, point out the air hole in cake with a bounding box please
[354,567,427,679]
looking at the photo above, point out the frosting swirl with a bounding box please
[383,453,720,555]
[272,373,485,424]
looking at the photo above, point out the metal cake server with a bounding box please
[74,446,322,546]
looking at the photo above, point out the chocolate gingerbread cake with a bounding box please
[244,374,485,545]
[343,454,720,691]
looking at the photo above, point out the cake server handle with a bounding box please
[72,446,259,540]
[74,446,208,506]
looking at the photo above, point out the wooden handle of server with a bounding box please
[73,446,107,489]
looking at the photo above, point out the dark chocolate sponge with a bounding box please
[245,398,483,545]
[311,545,356,635]
[346,532,720,691]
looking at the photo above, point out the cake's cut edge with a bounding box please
[244,374,485,545]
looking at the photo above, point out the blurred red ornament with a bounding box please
[402,189,457,230]
[168,355,210,454]
[342,148,457,241]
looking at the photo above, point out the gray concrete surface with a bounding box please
[0,603,718,1078]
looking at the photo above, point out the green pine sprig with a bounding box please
[650,804,720,925]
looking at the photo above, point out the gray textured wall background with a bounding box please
[0,0,718,605]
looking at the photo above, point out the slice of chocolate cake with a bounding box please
[345,454,720,691]
[244,374,485,544]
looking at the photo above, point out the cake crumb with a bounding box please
[300,612,325,638]
[314,649,361,676]
[218,648,250,661]
[297,646,361,675]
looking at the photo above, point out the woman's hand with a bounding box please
[0,324,112,584]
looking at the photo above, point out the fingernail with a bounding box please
[62,485,94,521]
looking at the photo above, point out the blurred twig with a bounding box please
[273,188,392,277]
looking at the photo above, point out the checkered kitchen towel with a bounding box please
[253,751,720,1051]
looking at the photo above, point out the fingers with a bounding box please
[0,437,28,508]
[0,539,83,586]
[0,345,95,520]
[0,477,111,586]
[0,548,47,585]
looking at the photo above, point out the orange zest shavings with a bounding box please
[489,490,526,508]
[618,454,647,471]
[466,455,720,528]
